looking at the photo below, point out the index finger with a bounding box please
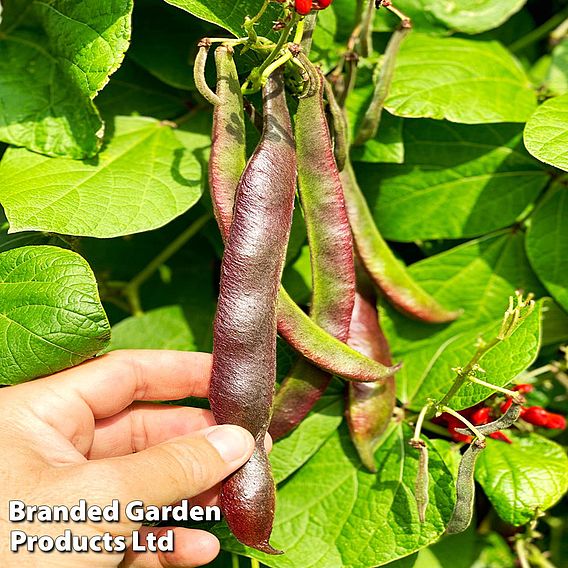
[30,350,213,419]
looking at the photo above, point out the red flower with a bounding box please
[512,383,533,394]
[522,406,567,429]
[489,431,513,444]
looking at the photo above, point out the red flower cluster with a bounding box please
[436,384,566,444]
[294,0,333,16]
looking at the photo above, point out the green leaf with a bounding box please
[413,526,476,568]
[271,391,344,484]
[471,533,515,568]
[526,184,568,312]
[129,0,205,90]
[476,432,568,526]
[428,0,527,35]
[0,116,205,238]
[0,0,133,158]
[546,39,568,96]
[386,34,537,124]
[356,120,548,241]
[96,59,188,120]
[163,0,279,37]
[374,0,448,35]
[351,113,404,164]
[217,424,455,567]
[109,305,196,351]
[381,232,545,410]
[524,94,568,172]
[445,300,542,409]
[0,245,110,384]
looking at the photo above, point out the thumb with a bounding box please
[80,425,255,511]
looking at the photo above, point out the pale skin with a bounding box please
[0,350,262,567]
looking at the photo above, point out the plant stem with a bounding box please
[245,15,297,92]
[122,213,211,315]
[412,403,432,441]
[440,406,485,441]
[250,559,260,568]
[465,375,521,400]
[232,553,240,568]
[437,343,498,409]
[510,6,568,53]
[516,538,531,568]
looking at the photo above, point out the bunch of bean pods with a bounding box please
[194,7,459,554]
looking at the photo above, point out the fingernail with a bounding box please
[206,425,253,463]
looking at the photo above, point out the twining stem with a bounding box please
[244,0,271,43]
[383,1,412,26]
[122,213,211,315]
[438,339,502,408]
[510,5,568,53]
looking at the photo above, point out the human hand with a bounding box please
[0,350,258,567]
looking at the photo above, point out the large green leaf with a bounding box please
[271,390,344,484]
[0,245,110,384]
[476,432,568,526]
[526,184,568,312]
[356,120,548,241]
[524,94,568,172]
[0,0,133,158]
[386,35,537,124]
[217,424,455,567]
[109,305,197,351]
[163,0,278,37]
[0,116,205,238]
[428,0,527,35]
[381,232,545,410]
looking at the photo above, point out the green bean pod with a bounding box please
[209,45,247,237]
[446,440,486,535]
[210,69,296,555]
[207,50,396,386]
[269,68,356,439]
[340,160,461,323]
[277,293,399,382]
[454,401,523,437]
[345,289,396,471]
[411,440,430,523]
[353,24,411,146]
